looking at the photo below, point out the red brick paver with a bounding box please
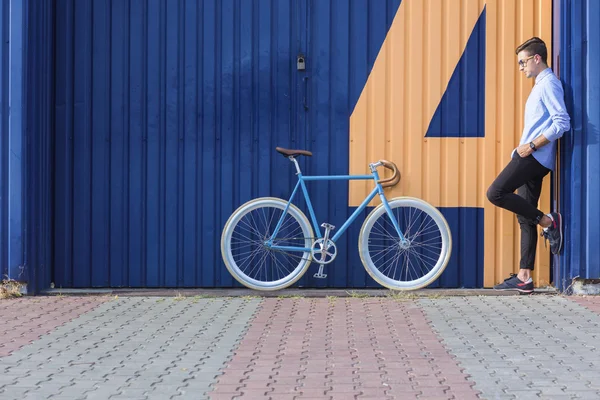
[570,296,600,315]
[0,296,109,357]
[208,298,481,400]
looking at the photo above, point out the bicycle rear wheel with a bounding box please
[359,197,452,290]
[221,197,313,291]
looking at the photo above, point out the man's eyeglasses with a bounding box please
[518,55,535,68]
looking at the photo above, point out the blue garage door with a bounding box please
[52,0,405,288]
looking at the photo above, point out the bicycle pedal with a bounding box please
[313,273,328,279]
[321,223,336,231]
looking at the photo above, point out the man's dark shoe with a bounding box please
[493,273,534,294]
[541,212,563,255]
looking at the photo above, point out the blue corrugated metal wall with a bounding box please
[6,0,597,291]
[0,0,54,292]
[1,0,25,283]
[558,0,600,289]
[53,0,410,288]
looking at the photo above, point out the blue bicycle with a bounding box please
[221,147,452,291]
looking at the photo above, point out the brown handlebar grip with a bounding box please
[377,160,401,188]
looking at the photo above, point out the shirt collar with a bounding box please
[535,67,553,85]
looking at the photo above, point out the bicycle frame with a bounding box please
[267,158,406,253]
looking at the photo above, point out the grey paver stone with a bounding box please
[420,296,600,400]
[125,379,163,390]
[574,392,600,400]
[0,387,36,398]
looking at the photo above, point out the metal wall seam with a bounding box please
[558,0,600,289]
[0,0,8,281]
[1,0,25,284]
[0,0,53,292]
[24,0,55,294]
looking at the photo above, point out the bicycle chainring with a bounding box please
[310,239,337,264]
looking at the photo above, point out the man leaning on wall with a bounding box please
[486,37,570,294]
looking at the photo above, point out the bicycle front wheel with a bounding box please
[221,197,314,291]
[359,197,452,290]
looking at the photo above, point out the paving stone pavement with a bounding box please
[0,297,109,358]
[207,297,480,400]
[420,296,600,400]
[570,296,600,316]
[0,297,261,400]
[2,294,600,400]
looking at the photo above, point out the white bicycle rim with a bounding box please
[359,197,452,290]
[221,197,313,291]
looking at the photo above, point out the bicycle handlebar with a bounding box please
[376,160,401,188]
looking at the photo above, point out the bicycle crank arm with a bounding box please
[311,223,338,266]
[314,264,327,279]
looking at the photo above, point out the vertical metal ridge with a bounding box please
[557,0,600,289]
[0,1,8,280]
[0,0,55,292]
[177,0,184,286]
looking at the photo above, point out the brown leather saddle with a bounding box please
[275,147,313,158]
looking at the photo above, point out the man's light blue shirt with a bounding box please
[514,67,570,171]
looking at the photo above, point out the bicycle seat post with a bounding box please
[289,156,302,175]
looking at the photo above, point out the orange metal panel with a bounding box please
[349,0,553,288]
[484,0,552,288]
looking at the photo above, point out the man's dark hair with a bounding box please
[515,37,548,64]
